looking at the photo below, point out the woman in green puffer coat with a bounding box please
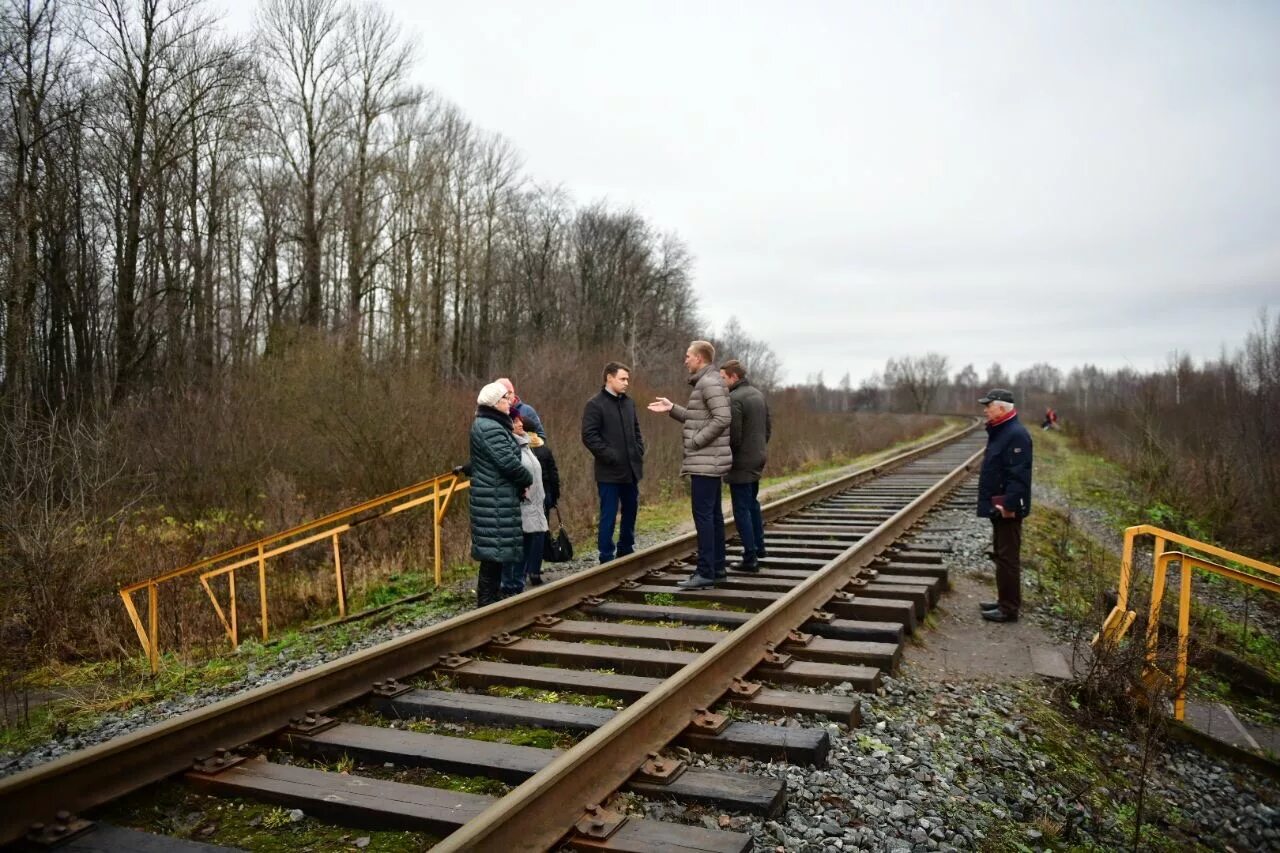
[468,381,534,607]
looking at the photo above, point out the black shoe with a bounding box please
[979,601,1000,611]
[756,547,768,559]
[676,574,717,589]
[527,575,544,587]
[981,608,1018,623]
[729,562,760,573]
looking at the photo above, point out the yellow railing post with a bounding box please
[1144,536,1168,669]
[1175,558,1193,720]
[228,570,238,649]
[433,484,444,587]
[257,542,268,642]
[332,532,346,619]
[147,583,159,675]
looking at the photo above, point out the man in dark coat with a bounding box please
[721,359,772,573]
[976,388,1033,623]
[469,381,534,607]
[581,361,645,563]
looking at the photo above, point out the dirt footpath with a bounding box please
[904,571,1075,682]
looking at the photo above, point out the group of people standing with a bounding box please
[465,339,772,605]
[463,378,559,608]
[465,349,1035,626]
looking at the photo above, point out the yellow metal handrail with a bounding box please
[120,470,469,673]
[1094,524,1280,720]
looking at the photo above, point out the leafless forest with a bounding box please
[1,0,710,413]
[0,0,925,664]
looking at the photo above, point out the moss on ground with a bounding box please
[94,783,436,852]
[483,684,624,710]
[1,587,470,754]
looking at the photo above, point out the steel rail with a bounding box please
[0,420,978,844]
[436,441,984,852]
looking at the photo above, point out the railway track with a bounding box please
[1,423,985,852]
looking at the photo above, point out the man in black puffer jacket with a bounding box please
[721,359,771,573]
[975,388,1033,623]
[581,361,645,563]
[468,381,533,607]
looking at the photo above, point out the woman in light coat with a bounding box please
[501,415,548,597]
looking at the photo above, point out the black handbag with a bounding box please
[543,507,574,562]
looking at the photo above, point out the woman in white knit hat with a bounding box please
[466,381,532,607]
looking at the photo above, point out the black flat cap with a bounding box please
[978,388,1015,404]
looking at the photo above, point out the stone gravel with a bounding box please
[643,674,1279,852]
[5,467,1276,853]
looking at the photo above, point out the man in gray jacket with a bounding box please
[720,359,771,572]
[648,340,732,588]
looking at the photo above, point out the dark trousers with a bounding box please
[690,475,726,579]
[522,531,545,583]
[729,481,765,561]
[991,517,1023,615]
[597,481,639,563]
[476,560,503,608]
[499,532,546,596]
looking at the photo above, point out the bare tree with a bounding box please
[337,1,416,354]
[717,315,782,390]
[885,352,950,412]
[1,0,76,419]
[256,0,346,329]
[84,0,229,397]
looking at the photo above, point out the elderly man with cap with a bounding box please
[976,388,1033,623]
[498,378,546,439]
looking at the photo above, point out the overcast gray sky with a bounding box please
[221,1,1280,384]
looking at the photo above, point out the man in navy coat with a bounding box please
[976,388,1033,623]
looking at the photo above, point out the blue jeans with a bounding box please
[690,475,726,579]
[499,560,524,598]
[729,481,765,561]
[523,531,545,583]
[597,482,639,563]
[501,532,547,596]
